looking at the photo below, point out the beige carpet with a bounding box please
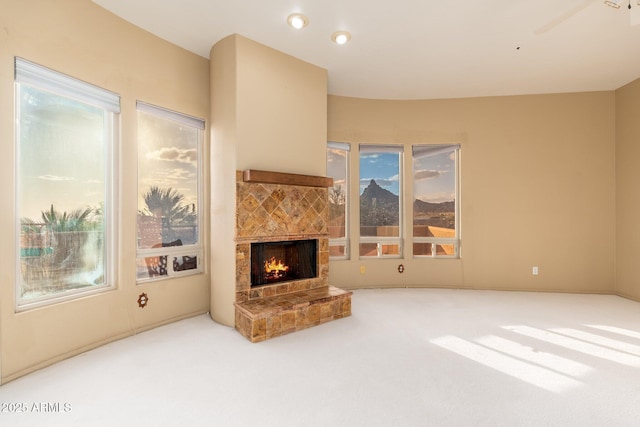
[1,288,640,426]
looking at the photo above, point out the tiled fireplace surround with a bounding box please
[234,170,352,342]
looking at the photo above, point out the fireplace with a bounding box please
[251,239,317,287]
[234,169,352,342]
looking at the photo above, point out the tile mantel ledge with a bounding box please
[235,233,328,244]
[242,169,333,188]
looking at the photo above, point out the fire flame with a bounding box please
[264,257,289,277]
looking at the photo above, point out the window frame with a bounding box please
[14,57,119,310]
[135,101,204,283]
[412,144,460,259]
[358,144,404,259]
[327,141,350,260]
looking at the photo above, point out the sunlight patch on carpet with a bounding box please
[431,335,583,393]
[585,325,640,340]
[475,335,592,377]
[504,325,640,367]
[550,328,640,356]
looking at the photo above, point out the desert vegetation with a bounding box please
[20,204,104,298]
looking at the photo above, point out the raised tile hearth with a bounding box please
[235,286,352,342]
[234,170,352,342]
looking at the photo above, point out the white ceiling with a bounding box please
[92,0,640,100]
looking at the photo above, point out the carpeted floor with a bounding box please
[1,288,640,426]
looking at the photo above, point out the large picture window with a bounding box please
[15,58,119,309]
[412,144,460,257]
[327,142,350,259]
[359,145,403,258]
[135,101,204,281]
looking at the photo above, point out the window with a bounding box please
[327,142,350,259]
[136,101,204,281]
[412,144,460,257]
[15,58,119,309]
[359,145,403,258]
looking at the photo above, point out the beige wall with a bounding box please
[328,93,616,294]
[209,35,328,326]
[0,0,636,386]
[0,0,211,383]
[615,78,640,301]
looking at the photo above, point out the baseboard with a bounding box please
[337,283,615,295]
[1,309,209,385]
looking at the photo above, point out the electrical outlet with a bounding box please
[360,265,366,274]
[532,266,539,276]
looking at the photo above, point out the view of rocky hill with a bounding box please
[360,179,400,227]
[357,179,454,229]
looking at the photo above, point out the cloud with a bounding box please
[360,178,395,188]
[327,154,346,164]
[415,169,443,181]
[165,168,192,180]
[147,147,197,164]
[142,168,194,188]
[38,175,74,181]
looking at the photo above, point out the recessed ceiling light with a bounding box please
[604,0,622,8]
[287,13,308,30]
[331,31,351,45]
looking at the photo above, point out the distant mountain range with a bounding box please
[414,198,455,214]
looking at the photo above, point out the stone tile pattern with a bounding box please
[234,172,352,342]
[235,286,352,342]
[236,179,329,242]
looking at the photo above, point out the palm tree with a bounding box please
[140,186,196,243]
[140,186,194,224]
[40,204,95,232]
[19,205,100,283]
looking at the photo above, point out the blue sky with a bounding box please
[359,150,456,203]
[360,153,400,195]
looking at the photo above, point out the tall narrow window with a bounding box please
[412,144,460,257]
[327,142,350,259]
[15,58,119,309]
[136,101,204,281]
[359,145,403,258]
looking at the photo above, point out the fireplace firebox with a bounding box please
[251,239,317,287]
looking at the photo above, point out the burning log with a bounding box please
[264,256,289,280]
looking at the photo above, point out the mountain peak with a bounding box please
[361,179,397,205]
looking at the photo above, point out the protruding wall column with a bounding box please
[209,34,328,326]
[210,36,238,326]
